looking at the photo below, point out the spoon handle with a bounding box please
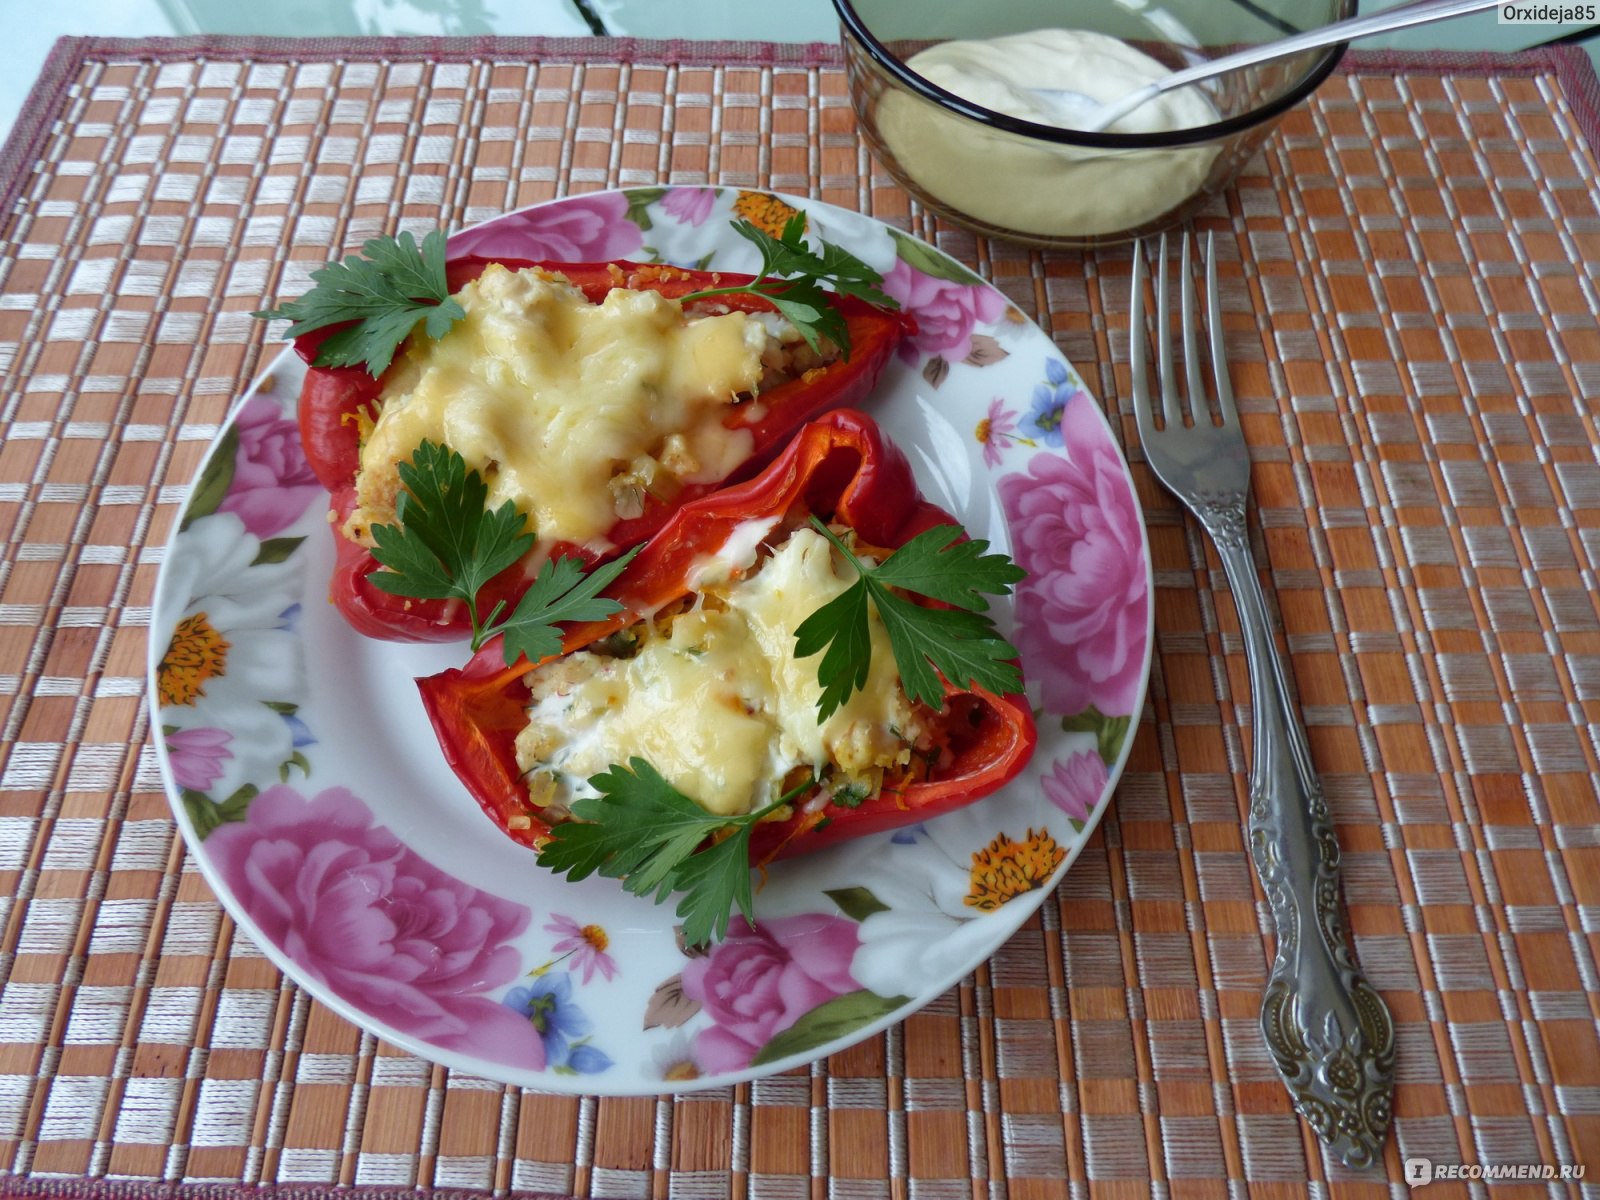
[1085,0,1502,131]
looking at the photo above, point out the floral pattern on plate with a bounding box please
[999,388,1150,725]
[149,188,1152,1093]
[448,191,645,261]
[210,783,551,1069]
[837,815,1068,1000]
[153,386,322,836]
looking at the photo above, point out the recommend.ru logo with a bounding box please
[1404,1156,1588,1186]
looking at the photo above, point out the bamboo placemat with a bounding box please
[2,34,1599,1196]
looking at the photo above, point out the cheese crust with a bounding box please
[348,264,770,550]
[515,525,928,817]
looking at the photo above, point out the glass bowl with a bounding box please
[833,0,1355,248]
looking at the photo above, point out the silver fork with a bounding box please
[1130,233,1395,1168]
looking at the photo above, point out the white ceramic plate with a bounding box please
[148,188,1154,1092]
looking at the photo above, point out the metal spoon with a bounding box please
[1032,0,1501,132]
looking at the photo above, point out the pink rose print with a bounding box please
[1043,750,1108,825]
[680,913,861,1073]
[166,726,232,792]
[217,394,320,539]
[449,193,644,261]
[881,258,1005,366]
[999,395,1149,718]
[661,187,717,227]
[208,785,546,1069]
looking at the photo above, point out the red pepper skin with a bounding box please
[415,409,1038,863]
[292,257,910,642]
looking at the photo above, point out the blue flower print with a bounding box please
[565,1042,613,1074]
[281,710,315,749]
[1025,358,1081,448]
[890,823,927,846]
[502,972,615,1075]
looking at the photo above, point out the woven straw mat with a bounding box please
[0,35,1598,1198]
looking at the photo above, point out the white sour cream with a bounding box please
[875,29,1223,240]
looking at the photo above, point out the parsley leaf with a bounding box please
[792,583,873,721]
[793,518,1026,720]
[678,214,897,359]
[499,551,640,666]
[368,440,531,607]
[536,758,815,945]
[665,832,760,948]
[869,523,1024,611]
[253,230,465,377]
[367,440,637,659]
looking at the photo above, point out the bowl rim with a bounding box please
[829,0,1353,149]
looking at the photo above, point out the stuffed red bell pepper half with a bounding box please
[255,222,910,643]
[415,409,1038,943]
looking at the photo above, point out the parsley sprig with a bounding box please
[794,518,1026,721]
[253,230,465,377]
[367,440,638,662]
[254,216,896,375]
[537,758,817,946]
[679,215,896,359]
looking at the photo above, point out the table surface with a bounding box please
[2,33,1600,1198]
[4,0,1600,144]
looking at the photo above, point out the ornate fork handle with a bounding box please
[1199,495,1396,1169]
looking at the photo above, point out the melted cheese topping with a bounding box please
[350,264,767,549]
[516,526,925,817]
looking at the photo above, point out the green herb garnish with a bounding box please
[679,215,896,359]
[255,217,894,374]
[253,231,464,377]
[537,758,817,946]
[831,782,870,809]
[794,518,1026,721]
[367,439,637,661]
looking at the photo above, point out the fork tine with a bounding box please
[1129,242,1156,444]
[1180,232,1207,425]
[1155,234,1181,428]
[1205,232,1239,427]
